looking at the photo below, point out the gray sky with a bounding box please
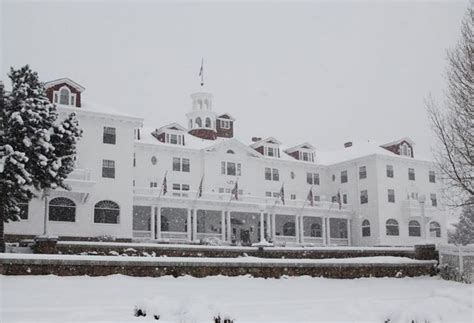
[1,0,469,157]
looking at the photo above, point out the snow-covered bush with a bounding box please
[438,263,471,284]
[200,237,222,246]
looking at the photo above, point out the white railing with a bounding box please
[401,199,438,218]
[302,237,324,245]
[133,187,351,212]
[439,244,474,283]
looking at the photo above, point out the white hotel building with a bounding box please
[5,78,448,247]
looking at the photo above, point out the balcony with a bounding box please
[64,168,95,188]
[133,187,351,213]
[401,199,439,218]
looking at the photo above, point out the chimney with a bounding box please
[344,141,353,148]
[252,137,262,142]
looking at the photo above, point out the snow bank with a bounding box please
[1,275,472,322]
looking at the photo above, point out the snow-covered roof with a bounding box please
[249,136,282,148]
[154,122,187,134]
[217,113,236,121]
[44,78,85,92]
[284,142,316,153]
[316,140,423,165]
[380,137,415,147]
[57,101,143,124]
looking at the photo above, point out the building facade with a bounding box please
[5,78,448,246]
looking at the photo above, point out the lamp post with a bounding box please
[42,188,51,236]
[418,194,426,240]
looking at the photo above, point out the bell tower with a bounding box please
[186,91,218,140]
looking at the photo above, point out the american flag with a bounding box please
[199,59,204,86]
[337,191,342,209]
[307,188,314,207]
[231,180,239,200]
[161,174,167,196]
[279,184,285,205]
[197,176,204,198]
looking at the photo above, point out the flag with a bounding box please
[199,59,204,86]
[307,188,314,207]
[161,174,167,196]
[231,180,238,200]
[279,184,285,205]
[337,191,342,209]
[197,176,204,198]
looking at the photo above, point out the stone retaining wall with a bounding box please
[0,256,437,279]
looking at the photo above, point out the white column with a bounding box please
[150,205,156,240]
[259,212,265,242]
[156,207,162,240]
[347,218,352,246]
[321,216,327,246]
[187,208,192,241]
[295,215,300,244]
[327,217,331,245]
[300,216,305,244]
[221,210,226,242]
[226,211,231,242]
[192,209,198,242]
[272,214,276,241]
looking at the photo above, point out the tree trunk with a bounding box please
[0,202,5,253]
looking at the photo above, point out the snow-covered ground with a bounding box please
[1,275,472,322]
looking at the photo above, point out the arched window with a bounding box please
[151,156,157,165]
[429,221,441,238]
[226,149,235,154]
[386,219,399,236]
[195,117,202,128]
[283,222,296,236]
[310,223,322,237]
[49,197,76,222]
[362,219,370,237]
[94,200,120,224]
[205,117,211,128]
[408,220,421,237]
[59,87,70,105]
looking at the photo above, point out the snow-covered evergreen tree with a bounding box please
[451,199,474,245]
[0,65,82,252]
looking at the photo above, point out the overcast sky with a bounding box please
[1,0,469,157]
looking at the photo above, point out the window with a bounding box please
[221,161,241,176]
[195,117,202,127]
[332,174,336,181]
[290,194,296,200]
[59,87,70,105]
[386,165,394,178]
[102,160,115,178]
[306,173,320,185]
[386,219,399,236]
[220,120,230,129]
[430,194,437,207]
[408,168,415,181]
[429,222,441,238]
[341,170,348,183]
[173,157,190,172]
[226,149,234,154]
[343,194,347,204]
[172,183,190,197]
[265,191,272,197]
[18,202,28,220]
[150,182,158,188]
[409,220,421,237]
[388,189,395,203]
[429,171,436,183]
[265,168,279,181]
[94,200,120,224]
[283,222,296,236]
[166,133,184,145]
[265,146,280,158]
[133,153,136,167]
[49,197,76,222]
[314,195,320,202]
[151,156,157,165]
[332,196,337,203]
[103,127,116,144]
[362,220,370,237]
[359,166,367,179]
[133,206,151,232]
[360,190,368,204]
[400,143,412,157]
[300,151,314,162]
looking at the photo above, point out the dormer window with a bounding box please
[220,120,230,129]
[195,117,202,128]
[299,151,314,162]
[265,146,280,158]
[53,86,76,106]
[400,143,412,157]
[166,133,184,145]
[205,117,212,128]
